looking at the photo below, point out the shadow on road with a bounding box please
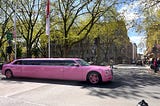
[1,76,119,88]
[83,68,160,99]
[1,68,160,99]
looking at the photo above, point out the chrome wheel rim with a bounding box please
[89,73,99,84]
[5,71,12,79]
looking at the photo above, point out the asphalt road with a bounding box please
[0,65,160,106]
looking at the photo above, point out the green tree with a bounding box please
[15,0,45,57]
[143,8,160,49]
[89,16,129,63]
[52,0,118,57]
[121,0,160,54]
[0,0,15,60]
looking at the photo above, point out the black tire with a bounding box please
[5,70,13,79]
[87,72,102,84]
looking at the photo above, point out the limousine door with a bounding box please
[63,65,83,81]
[18,60,43,78]
[42,66,63,79]
[21,65,42,78]
[12,61,23,76]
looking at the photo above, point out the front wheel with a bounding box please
[87,72,101,84]
[5,70,13,79]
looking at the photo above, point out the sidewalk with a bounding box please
[114,64,148,69]
[114,64,160,76]
[147,67,160,76]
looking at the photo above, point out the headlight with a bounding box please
[105,69,113,75]
[105,70,110,74]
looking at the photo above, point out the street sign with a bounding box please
[6,32,13,40]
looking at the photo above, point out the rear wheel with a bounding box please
[5,70,13,79]
[87,72,101,84]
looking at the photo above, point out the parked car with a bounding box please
[136,60,143,66]
[131,60,136,64]
[1,58,113,84]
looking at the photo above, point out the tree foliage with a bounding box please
[141,1,160,49]
[0,0,131,59]
[15,0,46,57]
[0,0,15,60]
[119,0,160,53]
[52,0,119,57]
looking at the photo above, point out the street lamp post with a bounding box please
[14,1,17,60]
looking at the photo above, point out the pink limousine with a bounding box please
[1,58,113,84]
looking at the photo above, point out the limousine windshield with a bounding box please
[76,59,90,66]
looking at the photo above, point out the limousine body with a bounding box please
[1,58,113,84]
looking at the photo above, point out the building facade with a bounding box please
[49,39,137,65]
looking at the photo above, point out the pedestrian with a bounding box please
[153,58,158,73]
[157,58,160,71]
[109,58,113,69]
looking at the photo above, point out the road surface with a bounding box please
[0,64,160,106]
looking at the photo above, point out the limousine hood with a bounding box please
[88,65,111,70]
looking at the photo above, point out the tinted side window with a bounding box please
[40,60,53,65]
[13,60,22,65]
[50,60,65,66]
[22,60,41,65]
[63,60,76,66]
[30,60,65,66]
[20,60,76,66]
[41,60,76,66]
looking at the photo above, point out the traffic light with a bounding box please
[6,32,13,40]
[6,46,12,54]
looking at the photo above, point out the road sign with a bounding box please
[6,32,13,40]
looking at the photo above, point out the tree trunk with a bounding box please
[62,42,72,57]
[26,46,32,58]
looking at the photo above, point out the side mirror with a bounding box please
[73,63,80,67]
[88,61,93,65]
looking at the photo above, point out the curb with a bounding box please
[147,68,160,76]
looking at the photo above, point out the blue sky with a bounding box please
[117,0,147,54]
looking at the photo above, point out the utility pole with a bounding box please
[13,0,17,60]
[132,43,135,61]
